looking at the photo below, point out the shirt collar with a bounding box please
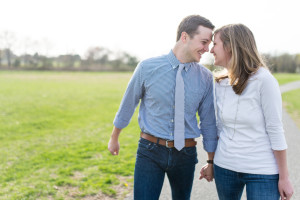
[167,50,193,72]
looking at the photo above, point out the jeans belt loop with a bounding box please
[165,140,172,148]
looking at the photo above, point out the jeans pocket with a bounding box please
[182,146,197,156]
[138,138,156,151]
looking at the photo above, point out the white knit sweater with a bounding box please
[214,67,287,174]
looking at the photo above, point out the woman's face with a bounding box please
[210,33,231,68]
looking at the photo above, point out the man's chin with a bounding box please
[191,57,201,63]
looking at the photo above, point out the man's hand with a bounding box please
[108,126,121,155]
[199,163,214,182]
[108,138,120,155]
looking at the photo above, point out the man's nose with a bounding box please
[204,45,209,52]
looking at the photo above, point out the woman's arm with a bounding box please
[273,150,294,200]
[259,71,293,199]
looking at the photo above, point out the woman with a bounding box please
[210,24,294,200]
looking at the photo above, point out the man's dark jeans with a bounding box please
[134,138,198,200]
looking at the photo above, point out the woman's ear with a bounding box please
[225,46,232,57]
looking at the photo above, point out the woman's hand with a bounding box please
[278,177,294,200]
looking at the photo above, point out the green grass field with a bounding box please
[283,89,300,128]
[273,73,300,85]
[274,73,300,128]
[0,71,138,199]
[0,71,299,199]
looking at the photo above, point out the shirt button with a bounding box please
[171,119,174,123]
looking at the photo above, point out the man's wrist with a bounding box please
[111,127,121,139]
[207,159,213,164]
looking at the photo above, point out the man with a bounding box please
[108,15,217,200]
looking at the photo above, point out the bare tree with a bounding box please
[0,31,16,67]
[84,46,111,67]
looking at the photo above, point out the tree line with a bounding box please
[0,31,139,71]
[0,47,139,71]
[204,53,300,73]
[1,48,300,73]
[0,31,299,72]
[264,53,300,73]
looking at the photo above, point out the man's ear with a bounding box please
[181,32,188,43]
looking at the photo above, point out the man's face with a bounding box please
[185,26,212,63]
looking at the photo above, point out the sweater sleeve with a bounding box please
[260,71,287,150]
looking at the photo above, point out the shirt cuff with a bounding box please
[270,134,288,150]
[113,118,129,129]
[202,139,218,152]
[267,128,288,151]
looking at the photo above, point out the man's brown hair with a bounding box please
[176,15,215,41]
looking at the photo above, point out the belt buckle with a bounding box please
[165,140,172,148]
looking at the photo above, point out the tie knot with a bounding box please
[178,64,185,71]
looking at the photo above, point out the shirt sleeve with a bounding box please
[198,74,218,152]
[260,72,287,150]
[113,62,144,129]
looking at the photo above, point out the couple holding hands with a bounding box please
[108,15,294,200]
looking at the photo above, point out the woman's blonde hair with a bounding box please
[215,24,267,95]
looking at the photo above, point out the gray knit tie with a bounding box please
[174,64,185,151]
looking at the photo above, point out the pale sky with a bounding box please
[1,0,299,64]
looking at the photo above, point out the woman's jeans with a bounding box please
[134,138,198,200]
[214,164,280,200]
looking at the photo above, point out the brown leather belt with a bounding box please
[140,132,197,148]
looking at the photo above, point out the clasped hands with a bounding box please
[199,164,214,182]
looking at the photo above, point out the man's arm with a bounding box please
[108,62,144,155]
[108,126,122,155]
[198,73,218,182]
[113,62,144,129]
[198,73,218,153]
